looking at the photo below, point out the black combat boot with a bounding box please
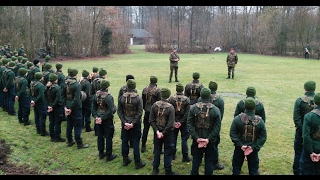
[175,79,179,82]
[213,162,225,170]
[172,152,176,160]
[122,157,132,166]
[168,79,172,83]
[55,137,66,142]
[232,75,234,79]
[182,154,192,162]
[85,127,94,132]
[152,167,159,175]
[36,129,41,134]
[106,154,117,162]
[99,152,106,159]
[135,161,146,169]
[226,76,230,79]
[77,142,89,149]
[165,169,178,175]
[24,121,34,126]
[67,140,76,147]
[40,130,49,136]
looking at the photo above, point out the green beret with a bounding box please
[2,58,9,65]
[161,87,171,99]
[176,82,184,92]
[100,79,110,89]
[45,55,51,61]
[193,72,200,79]
[18,68,27,76]
[27,61,33,68]
[92,67,99,73]
[246,87,256,97]
[34,72,43,80]
[245,97,256,110]
[200,87,211,100]
[314,93,320,105]
[127,79,136,89]
[8,61,15,67]
[13,50,17,54]
[56,63,63,69]
[49,73,58,81]
[17,56,23,61]
[45,63,52,70]
[150,76,158,83]
[99,69,107,76]
[304,81,316,91]
[209,81,218,91]
[11,56,16,61]
[69,68,78,77]
[22,58,28,64]
[7,58,11,62]
[20,44,24,47]
[82,70,89,77]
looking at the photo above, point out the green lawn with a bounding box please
[0,45,318,175]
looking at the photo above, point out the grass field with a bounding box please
[0,45,319,175]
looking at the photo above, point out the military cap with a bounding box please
[314,93,320,105]
[92,67,99,73]
[69,68,78,77]
[8,61,15,67]
[193,72,200,79]
[126,74,135,82]
[200,87,211,100]
[11,56,16,61]
[246,87,256,97]
[245,97,256,110]
[176,83,184,92]
[99,69,107,76]
[56,63,63,69]
[100,79,110,89]
[127,79,136,89]
[209,81,218,91]
[304,81,316,92]
[45,63,52,70]
[18,56,23,61]
[2,58,9,65]
[161,87,171,99]
[27,61,33,68]
[34,72,42,80]
[150,76,158,83]
[82,70,89,77]
[49,73,58,81]
[22,58,28,64]
[18,68,28,76]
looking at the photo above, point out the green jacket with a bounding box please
[187,100,221,143]
[63,77,82,110]
[293,91,315,129]
[55,70,66,91]
[226,52,238,67]
[0,65,6,86]
[169,51,180,67]
[234,96,266,123]
[229,110,267,151]
[15,75,29,98]
[149,99,175,135]
[169,92,191,124]
[184,79,204,105]
[198,91,225,120]
[92,89,114,120]
[117,89,143,125]
[30,80,46,105]
[3,67,15,89]
[45,82,62,108]
[80,77,91,102]
[302,107,320,154]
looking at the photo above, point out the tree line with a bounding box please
[0,6,319,60]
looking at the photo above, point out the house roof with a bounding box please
[129,29,153,38]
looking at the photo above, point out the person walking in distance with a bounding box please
[117,79,146,169]
[149,87,178,175]
[92,79,118,161]
[293,81,316,175]
[226,47,238,79]
[141,76,161,153]
[168,47,180,83]
[168,82,192,163]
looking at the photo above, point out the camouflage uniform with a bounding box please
[226,48,238,79]
[168,47,180,83]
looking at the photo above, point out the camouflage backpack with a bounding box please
[65,78,77,100]
[92,77,103,94]
[239,113,261,142]
[300,95,316,115]
[193,102,215,129]
[30,80,41,97]
[170,94,188,115]
[14,76,25,92]
[143,85,159,106]
[187,82,202,101]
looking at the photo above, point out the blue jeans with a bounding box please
[152,130,175,170]
[190,139,215,175]
[96,118,115,157]
[121,123,142,162]
[299,148,320,175]
[173,122,189,155]
[17,96,30,122]
[213,135,220,163]
[34,103,47,131]
[82,100,92,129]
[293,128,303,175]
[4,86,15,114]
[66,108,83,144]
[232,146,259,175]
[48,105,63,139]
[141,111,151,145]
